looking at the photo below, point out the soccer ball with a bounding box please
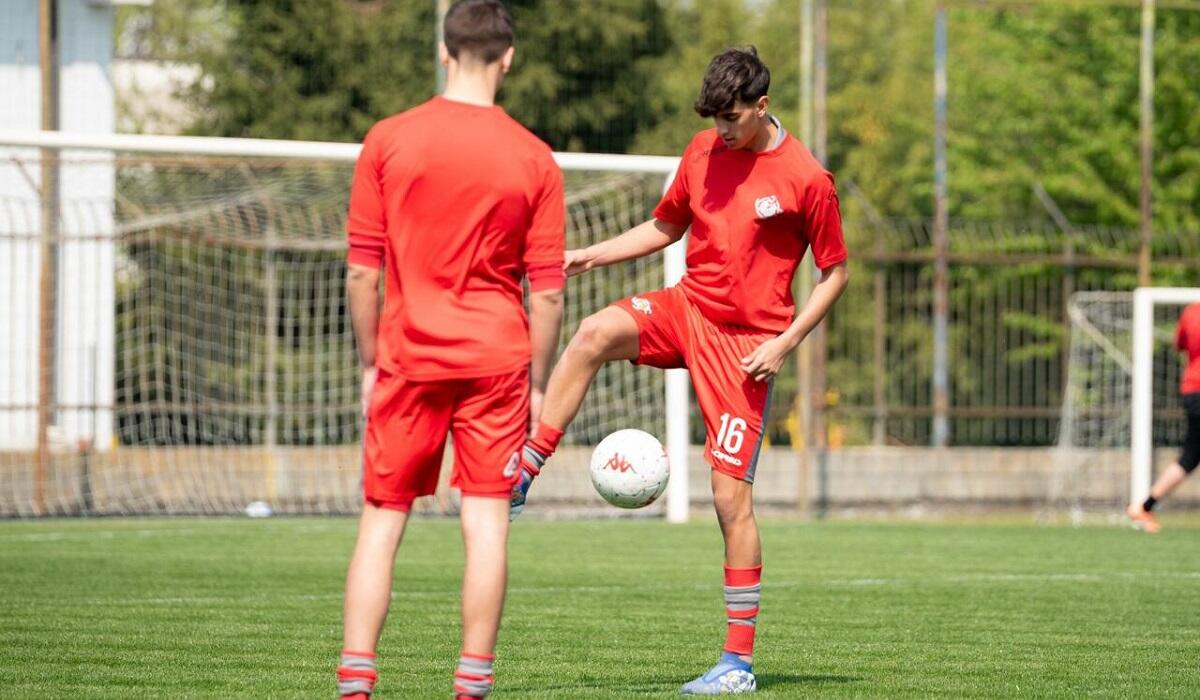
[589,429,670,509]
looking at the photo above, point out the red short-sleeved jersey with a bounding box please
[347,97,565,381]
[654,128,848,333]
[1177,303,1200,394]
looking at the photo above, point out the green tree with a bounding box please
[185,0,435,142]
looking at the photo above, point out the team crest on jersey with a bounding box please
[631,297,652,315]
[754,195,783,219]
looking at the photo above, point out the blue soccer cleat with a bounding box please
[508,446,545,522]
[680,652,757,695]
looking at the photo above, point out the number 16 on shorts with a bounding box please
[709,411,765,482]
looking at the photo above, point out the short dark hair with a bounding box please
[694,46,771,117]
[443,0,514,63]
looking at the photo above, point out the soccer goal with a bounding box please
[0,129,690,521]
[1054,288,1200,519]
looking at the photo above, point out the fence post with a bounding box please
[931,5,951,447]
[873,235,887,446]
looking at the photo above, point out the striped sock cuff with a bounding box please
[454,652,495,698]
[337,650,377,698]
[723,566,762,656]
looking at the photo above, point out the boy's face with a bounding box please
[712,96,770,150]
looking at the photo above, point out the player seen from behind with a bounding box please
[338,1,565,698]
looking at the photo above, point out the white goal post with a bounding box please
[0,129,691,521]
[1131,287,1200,507]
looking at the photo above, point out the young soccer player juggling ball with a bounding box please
[338,2,565,698]
[511,46,849,694]
[1127,302,1200,534]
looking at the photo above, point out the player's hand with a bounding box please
[529,388,545,436]
[740,336,793,383]
[564,248,595,277]
[360,366,378,418]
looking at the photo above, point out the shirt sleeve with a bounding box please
[1179,310,1191,352]
[524,158,566,292]
[804,173,849,270]
[346,129,387,268]
[653,141,693,227]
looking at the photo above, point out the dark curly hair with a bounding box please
[694,46,771,117]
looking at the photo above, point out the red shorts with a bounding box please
[362,367,528,510]
[614,287,774,483]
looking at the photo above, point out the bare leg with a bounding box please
[343,503,409,652]
[460,496,511,655]
[538,307,640,430]
[711,470,761,665]
[712,471,761,569]
[1150,463,1190,502]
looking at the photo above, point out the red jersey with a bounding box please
[1177,303,1200,394]
[347,97,565,381]
[653,128,847,333]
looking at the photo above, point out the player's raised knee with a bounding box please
[567,311,628,360]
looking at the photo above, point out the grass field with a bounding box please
[2,516,1199,698]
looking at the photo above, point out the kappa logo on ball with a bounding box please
[604,453,637,473]
[502,451,520,478]
[754,194,783,219]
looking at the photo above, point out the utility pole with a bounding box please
[436,0,450,93]
[931,4,950,447]
[1137,0,1155,287]
[35,0,59,516]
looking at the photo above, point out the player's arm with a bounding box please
[740,262,848,382]
[564,218,686,276]
[567,142,692,276]
[346,129,387,415]
[525,160,568,428]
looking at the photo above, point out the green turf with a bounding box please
[2,516,1199,698]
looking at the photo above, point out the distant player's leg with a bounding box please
[452,369,527,697]
[1129,393,1200,533]
[682,322,772,695]
[340,373,449,698]
[510,305,641,518]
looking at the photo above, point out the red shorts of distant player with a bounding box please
[362,367,528,510]
[614,287,773,483]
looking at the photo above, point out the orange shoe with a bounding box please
[1126,504,1161,533]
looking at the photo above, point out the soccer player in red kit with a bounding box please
[1127,302,1200,534]
[511,47,848,694]
[337,2,564,698]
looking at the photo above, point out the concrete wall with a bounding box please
[4,445,1198,517]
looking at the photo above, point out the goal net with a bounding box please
[0,134,681,517]
[1051,289,1200,521]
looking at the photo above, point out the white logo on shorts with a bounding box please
[754,195,783,219]
[710,449,744,467]
[503,451,520,478]
[631,296,652,315]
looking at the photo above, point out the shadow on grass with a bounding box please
[505,673,859,695]
[756,672,860,688]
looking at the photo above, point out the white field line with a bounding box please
[0,522,342,542]
[11,572,1200,609]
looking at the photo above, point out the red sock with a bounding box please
[337,650,377,698]
[723,566,762,658]
[528,422,564,459]
[453,651,495,698]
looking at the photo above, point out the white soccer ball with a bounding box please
[589,429,670,509]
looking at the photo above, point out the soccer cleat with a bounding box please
[680,652,757,695]
[508,447,545,522]
[1126,503,1161,534]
